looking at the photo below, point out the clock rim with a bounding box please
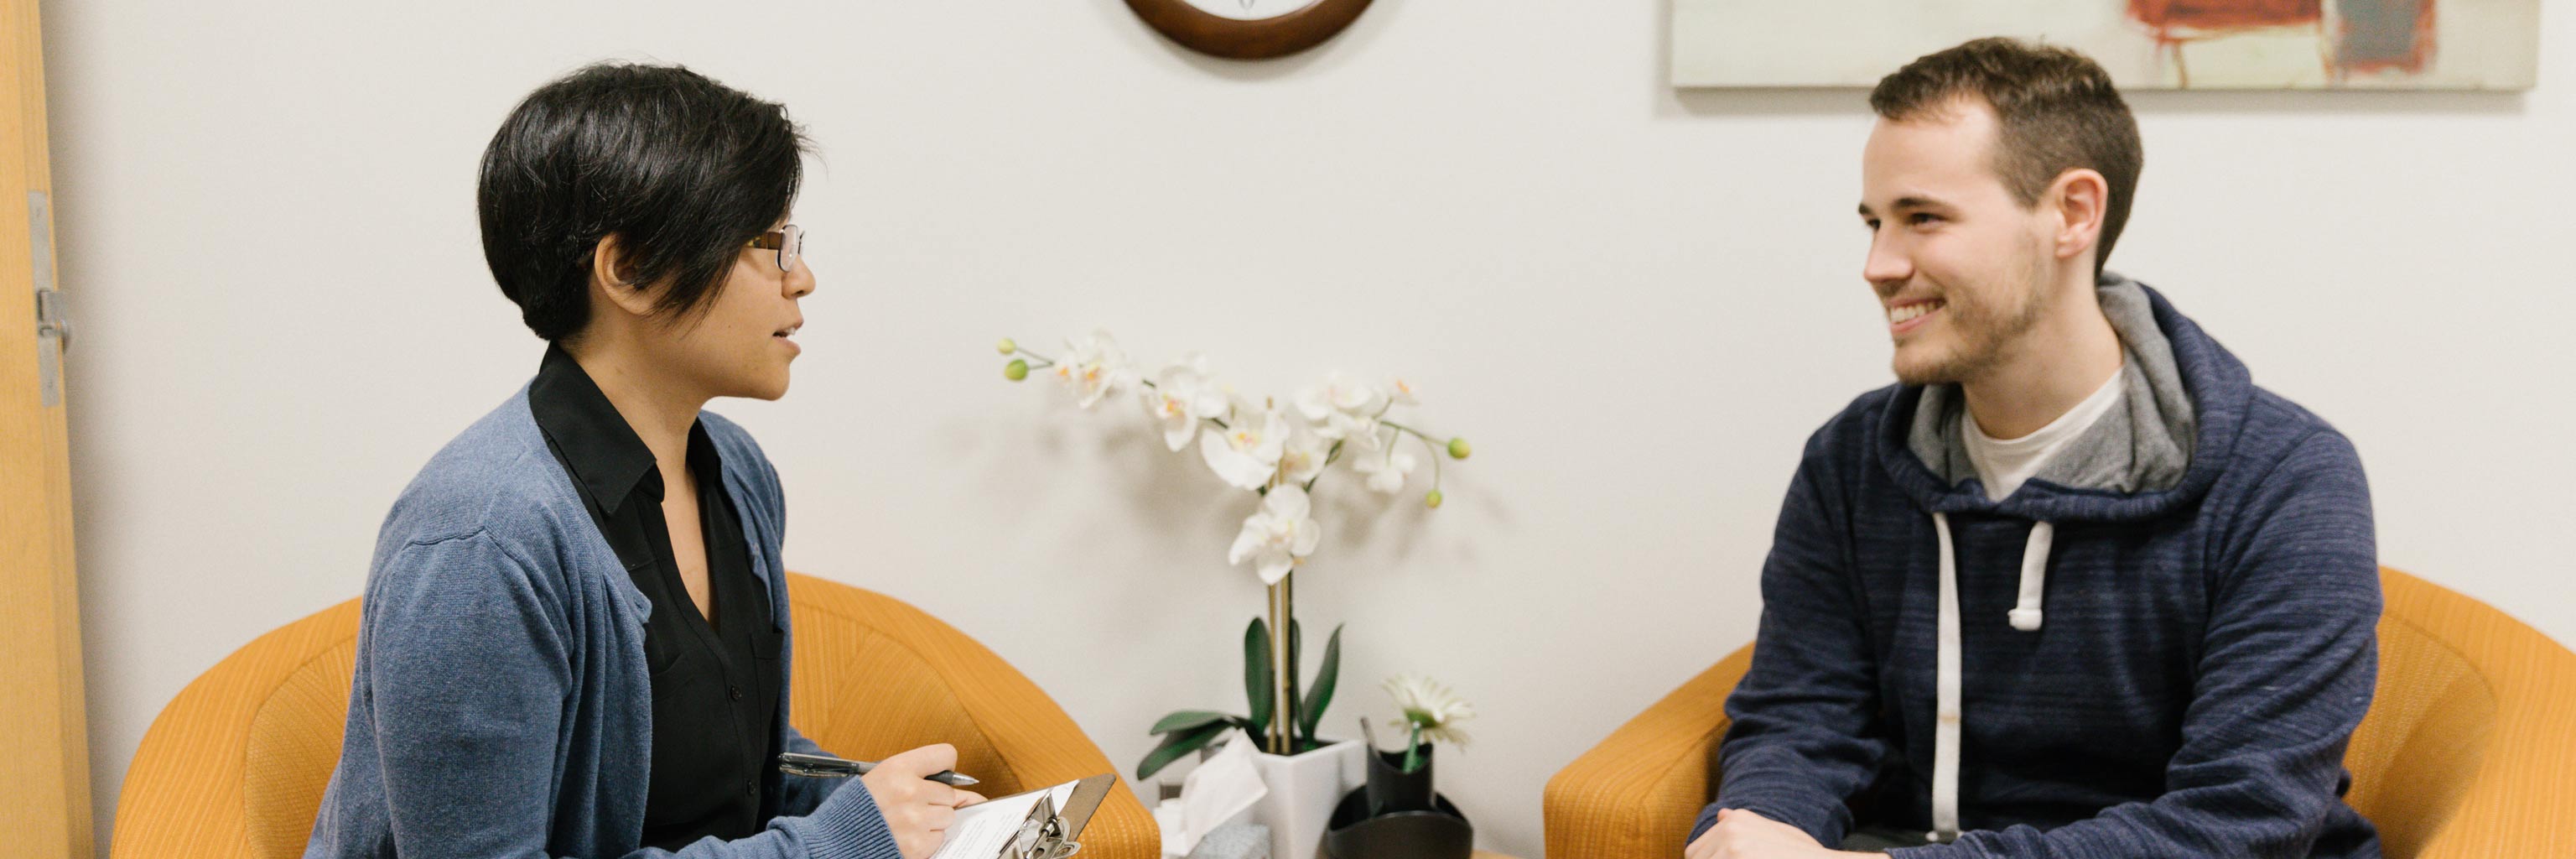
[1124,0,1374,60]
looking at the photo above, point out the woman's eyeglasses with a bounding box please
[746,225,804,273]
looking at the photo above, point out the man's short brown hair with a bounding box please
[1871,37,2143,275]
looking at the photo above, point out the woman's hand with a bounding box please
[859,743,987,859]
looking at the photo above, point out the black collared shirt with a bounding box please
[527,344,784,851]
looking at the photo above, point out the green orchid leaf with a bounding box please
[1299,624,1343,742]
[1244,618,1274,732]
[1150,711,1242,737]
[1136,720,1232,781]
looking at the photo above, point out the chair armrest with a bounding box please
[932,639,1158,859]
[1545,643,1754,859]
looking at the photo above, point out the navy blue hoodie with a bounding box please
[1696,277,2381,857]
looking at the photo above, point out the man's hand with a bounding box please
[1684,808,1882,859]
[859,743,988,859]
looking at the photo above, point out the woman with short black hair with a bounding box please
[306,61,974,859]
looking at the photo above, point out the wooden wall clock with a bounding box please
[1123,0,1374,60]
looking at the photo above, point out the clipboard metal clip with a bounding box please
[1005,794,1083,859]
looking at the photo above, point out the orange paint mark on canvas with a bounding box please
[2124,0,2438,85]
[2128,0,2321,31]
[2127,0,2323,86]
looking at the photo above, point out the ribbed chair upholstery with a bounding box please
[1544,567,2576,858]
[112,572,1156,858]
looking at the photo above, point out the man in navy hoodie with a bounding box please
[1684,38,2381,859]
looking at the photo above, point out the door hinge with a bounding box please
[35,288,69,351]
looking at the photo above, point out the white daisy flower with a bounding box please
[1384,674,1475,749]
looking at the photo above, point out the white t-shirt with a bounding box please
[1962,365,2127,502]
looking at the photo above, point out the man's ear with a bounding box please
[2049,168,2109,267]
[589,233,661,320]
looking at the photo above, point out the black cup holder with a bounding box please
[1322,788,1472,859]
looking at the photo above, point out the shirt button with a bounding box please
[730,685,744,701]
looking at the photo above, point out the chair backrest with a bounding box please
[2340,568,2576,859]
[113,574,1024,859]
[109,597,360,859]
[776,575,1023,798]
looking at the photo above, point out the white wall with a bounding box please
[44,2,2573,856]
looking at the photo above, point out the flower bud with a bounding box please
[1446,438,1472,460]
[997,337,1019,356]
[1004,359,1030,382]
[1425,490,1445,509]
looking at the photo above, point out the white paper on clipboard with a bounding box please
[927,780,1084,859]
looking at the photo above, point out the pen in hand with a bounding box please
[778,751,979,787]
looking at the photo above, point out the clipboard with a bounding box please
[932,773,1118,859]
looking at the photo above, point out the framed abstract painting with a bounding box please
[1672,0,2539,91]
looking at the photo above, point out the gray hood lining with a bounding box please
[1905,272,2198,498]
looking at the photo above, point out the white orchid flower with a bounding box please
[1142,353,1228,452]
[1296,371,1386,423]
[1298,372,1389,450]
[1050,330,1135,409]
[1229,486,1322,585]
[1316,409,1384,450]
[1278,424,1331,486]
[1384,674,1476,748]
[1198,401,1288,491]
[1351,447,1416,494]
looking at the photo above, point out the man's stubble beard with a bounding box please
[1893,241,2054,388]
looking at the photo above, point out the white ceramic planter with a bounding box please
[1244,737,1365,859]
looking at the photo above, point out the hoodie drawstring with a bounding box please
[2011,523,2054,632]
[1930,513,1964,844]
[1927,513,2054,844]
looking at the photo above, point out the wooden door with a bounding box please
[2,0,93,856]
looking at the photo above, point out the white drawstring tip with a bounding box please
[2010,522,2053,633]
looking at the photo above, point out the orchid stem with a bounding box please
[1379,419,1439,445]
[1381,419,1446,492]
[1431,436,1443,492]
[1302,440,1346,494]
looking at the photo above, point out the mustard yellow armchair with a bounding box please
[1544,568,2576,858]
[112,572,1157,859]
